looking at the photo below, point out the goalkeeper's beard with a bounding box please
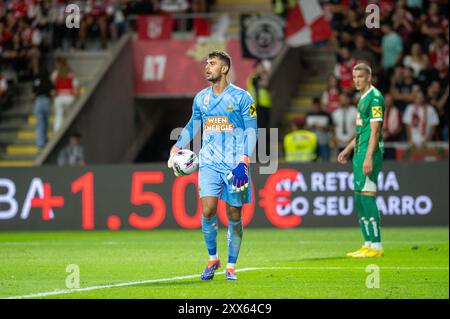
[207,73,222,84]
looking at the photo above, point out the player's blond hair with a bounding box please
[353,63,372,76]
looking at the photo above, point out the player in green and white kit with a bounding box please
[337,63,384,258]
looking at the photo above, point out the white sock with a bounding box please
[371,242,382,250]
[209,254,218,261]
[364,241,372,248]
[226,263,235,270]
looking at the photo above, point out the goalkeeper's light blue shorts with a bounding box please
[198,165,252,207]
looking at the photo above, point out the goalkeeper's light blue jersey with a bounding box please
[175,83,258,173]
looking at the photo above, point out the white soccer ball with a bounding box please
[172,149,199,176]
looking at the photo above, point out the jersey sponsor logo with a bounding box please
[204,116,234,132]
[372,106,383,118]
[203,93,210,107]
[356,112,363,126]
[226,105,234,112]
[250,103,257,117]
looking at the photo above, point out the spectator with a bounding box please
[435,60,449,86]
[80,0,110,49]
[51,57,79,131]
[33,68,53,149]
[427,81,449,141]
[334,46,357,93]
[111,0,127,40]
[247,60,272,140]
[403,42,429,78]
[331,92,357,152]
[417,59,439,92]
[420,2,449,41]
[390,66,419,112]
[391,0,414,43]
[336,9,361,49]
[381,23,403,70]
[284,118,317,163]
[305,97,334,162]
[47,0,72,50]
[18,17,41,77]
[1,30,28,78]
[382,93,403,142]
[402,90,439,148]
[428,34,449,69]
[352,33,378,76]
[406,0,423,12]
[10,0,28,19]
[57,132,86,166]
[322,74,341,114]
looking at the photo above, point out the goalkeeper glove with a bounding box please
[168,146,181,176]
[227,155,249,192]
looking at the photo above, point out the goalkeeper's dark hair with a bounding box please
[208,51,232,74]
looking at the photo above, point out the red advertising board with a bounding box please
[133,39,254,96]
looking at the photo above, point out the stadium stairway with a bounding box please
[0,50,112,167]
[282,45,336,128]
[268,44,336,160]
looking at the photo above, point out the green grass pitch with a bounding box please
[0,227,448,299]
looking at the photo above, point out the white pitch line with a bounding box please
[0,240,448,246]
[3,266,449,299]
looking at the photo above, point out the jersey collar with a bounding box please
[359,85,374,100]
[211,82,232,98]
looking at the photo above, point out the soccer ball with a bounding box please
[172,149,199,176]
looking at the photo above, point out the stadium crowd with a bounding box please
[328,0,448,147]
[0,0,214,111]
[0,0,214,153]
[1,1,448,162]
[284,0,449,162]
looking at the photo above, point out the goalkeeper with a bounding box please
[168,51,258,280]
[338,63,384,258]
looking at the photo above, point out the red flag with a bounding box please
[137,14,174,41]
[286,0,332,47]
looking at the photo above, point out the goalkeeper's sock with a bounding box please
[355,193,371,245]
[361,194,382,246]
[227,219,243,264]
[202,215,218,257]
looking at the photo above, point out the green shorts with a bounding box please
[353,150,383,192]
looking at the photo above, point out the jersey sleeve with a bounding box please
[369,95,385,123]
[240,92,258,158]
[174,95,202,148]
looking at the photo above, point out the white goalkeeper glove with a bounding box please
[168,146,181,176]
